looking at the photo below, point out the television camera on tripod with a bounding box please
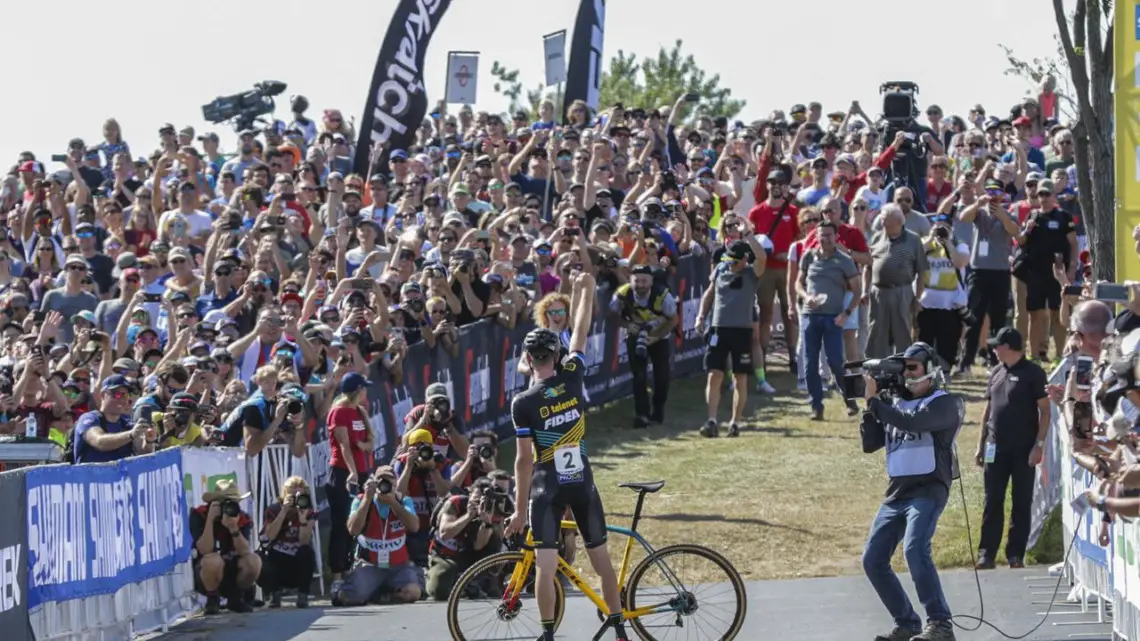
[877,81,937,211]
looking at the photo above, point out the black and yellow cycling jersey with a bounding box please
[512,351,588,485]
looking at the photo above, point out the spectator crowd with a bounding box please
[0,78,1098,612]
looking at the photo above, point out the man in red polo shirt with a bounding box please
[748,169,799,373]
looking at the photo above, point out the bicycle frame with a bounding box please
[503,519,691,621]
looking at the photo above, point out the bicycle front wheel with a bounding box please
[446,551,566,641]
[624,544,747,641]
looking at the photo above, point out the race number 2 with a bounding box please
[554,444,584,475]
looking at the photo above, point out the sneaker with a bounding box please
[811,407,824,421]
[874,626,920,641]
[1008,556,1025,569]
[846,400,859,417]
[633,416,650,429]
[267,591,282,609]
[757,380,776,394]
[909,620,955,641]
[296,593,309,608]
[699,419,719,438]
[226,597,253,614]
[203,593,221,615]
[975,554,996,570]
[727,422,740,437]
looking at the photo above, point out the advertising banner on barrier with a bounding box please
[0,470,33,641]
[356,254,714,462]
[182,447,253,514]
[24,449,191,610]
[1026,364,1068,551]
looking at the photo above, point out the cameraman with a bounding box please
[258,475,317,608]
[153,392,207,448]
[399,382,470,459]
[859,342,962,641]
[914,221,970,373]
[394,428,454,567]
[425,476,507,601]
[610,264,678,428]
[189,480,260,615]
[451,429,500,488]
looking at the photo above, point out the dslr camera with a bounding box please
[481,486,513,521]
[293,492,312,510]
[221,499,242,518]
[843,357,908,400]
[430,396,451,422]
[416,442,446,466]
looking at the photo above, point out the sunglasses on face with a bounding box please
[546,308,567,317]
[67,265,87,272]
[107,389,130,400]
[439,236,457,243]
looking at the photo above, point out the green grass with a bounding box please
[500,367,1063,583]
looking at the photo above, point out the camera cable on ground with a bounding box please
[948,451,1084,639]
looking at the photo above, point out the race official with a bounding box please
[974,327,1048,569]
[695,233,766,438]
[610,265,678,428]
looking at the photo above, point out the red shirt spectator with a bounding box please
[748,199,799,269]
[327,404,370,475]
[802,223,870,255]
[836,147,898,204]
[925,179,953,213]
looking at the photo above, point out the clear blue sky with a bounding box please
[1,0,1063,170]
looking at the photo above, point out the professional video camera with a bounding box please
[842,357,908,400]
[202,80,288,133]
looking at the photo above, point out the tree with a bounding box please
[1002,0,1114,279]
[489,61,559,121]
[599,40,745,121]
[489,40,745,124]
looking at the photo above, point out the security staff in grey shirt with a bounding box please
[694,233,766,438]
[860,342,963,641]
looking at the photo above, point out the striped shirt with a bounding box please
[870,229,928,288]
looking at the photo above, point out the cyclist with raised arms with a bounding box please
[504,271,627,641]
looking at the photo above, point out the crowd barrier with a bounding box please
[1031,361,1140,638]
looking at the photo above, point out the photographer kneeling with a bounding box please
[858,342,964,641]
[425,476,509,600]
[189,480,261,615]
[257,475,317,608]
[334,466,422,606]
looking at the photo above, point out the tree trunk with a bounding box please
[1089,138,1116,281]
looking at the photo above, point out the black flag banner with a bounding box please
[353,0,453,176]
[563,0,606,121]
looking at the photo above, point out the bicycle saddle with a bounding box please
[619,480,665,493]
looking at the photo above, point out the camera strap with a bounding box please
[766,200,790,240]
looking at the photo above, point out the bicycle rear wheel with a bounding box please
[624,544,747,641]
[446,551,566,641]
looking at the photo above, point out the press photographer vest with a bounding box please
[615,283,668,324]
[356,498,410,568]
[395,451,450,532]
[884,390,947,478]
[922,241,958,292]
[428,494,469,558]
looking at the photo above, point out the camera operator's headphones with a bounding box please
[901,342,944,391]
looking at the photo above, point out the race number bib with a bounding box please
[554,444,584,475]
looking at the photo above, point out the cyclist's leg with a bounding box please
[570,482,622,620]
[530,484,565,632]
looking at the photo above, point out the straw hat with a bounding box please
[201,478,251,503]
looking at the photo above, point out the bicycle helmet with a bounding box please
[523,327,560,355]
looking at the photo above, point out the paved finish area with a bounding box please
[145,569,1112,641]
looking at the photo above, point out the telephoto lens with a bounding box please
[418,443,435,461]
[478,445,494,459]
[221,500,242,517]
[294,492,312,510]
[377,479,393,494]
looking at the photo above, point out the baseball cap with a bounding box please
[451,182,471,196]
[339,372,372,395]
[100,374,131,392]
[197,132,219,143]
[1026,172,1045,183]
[65,254,87,269]
[1036,179,1055,195]
[168,392,199,412]
[724,240,754,262]
[766,170,788,184]
[72,310,96,325]
[407,429,435,447]
[112,358,140,373]
[389,149,409,160]
[426,382,449,402]
[987,327,1024,351]
[169,247,192,261]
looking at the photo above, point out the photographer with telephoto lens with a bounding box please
[425,476,508,600]
[858,342,963,641]
[257,475,317,608]
[394,428,454,570]
[451,429,501,488]
[189,479,260,615]
[914,220,971,374]
[399,382,471,462]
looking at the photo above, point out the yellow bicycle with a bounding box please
[445,480,747,641]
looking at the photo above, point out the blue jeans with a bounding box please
[803,313,846,410]
[862,496,952,628]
